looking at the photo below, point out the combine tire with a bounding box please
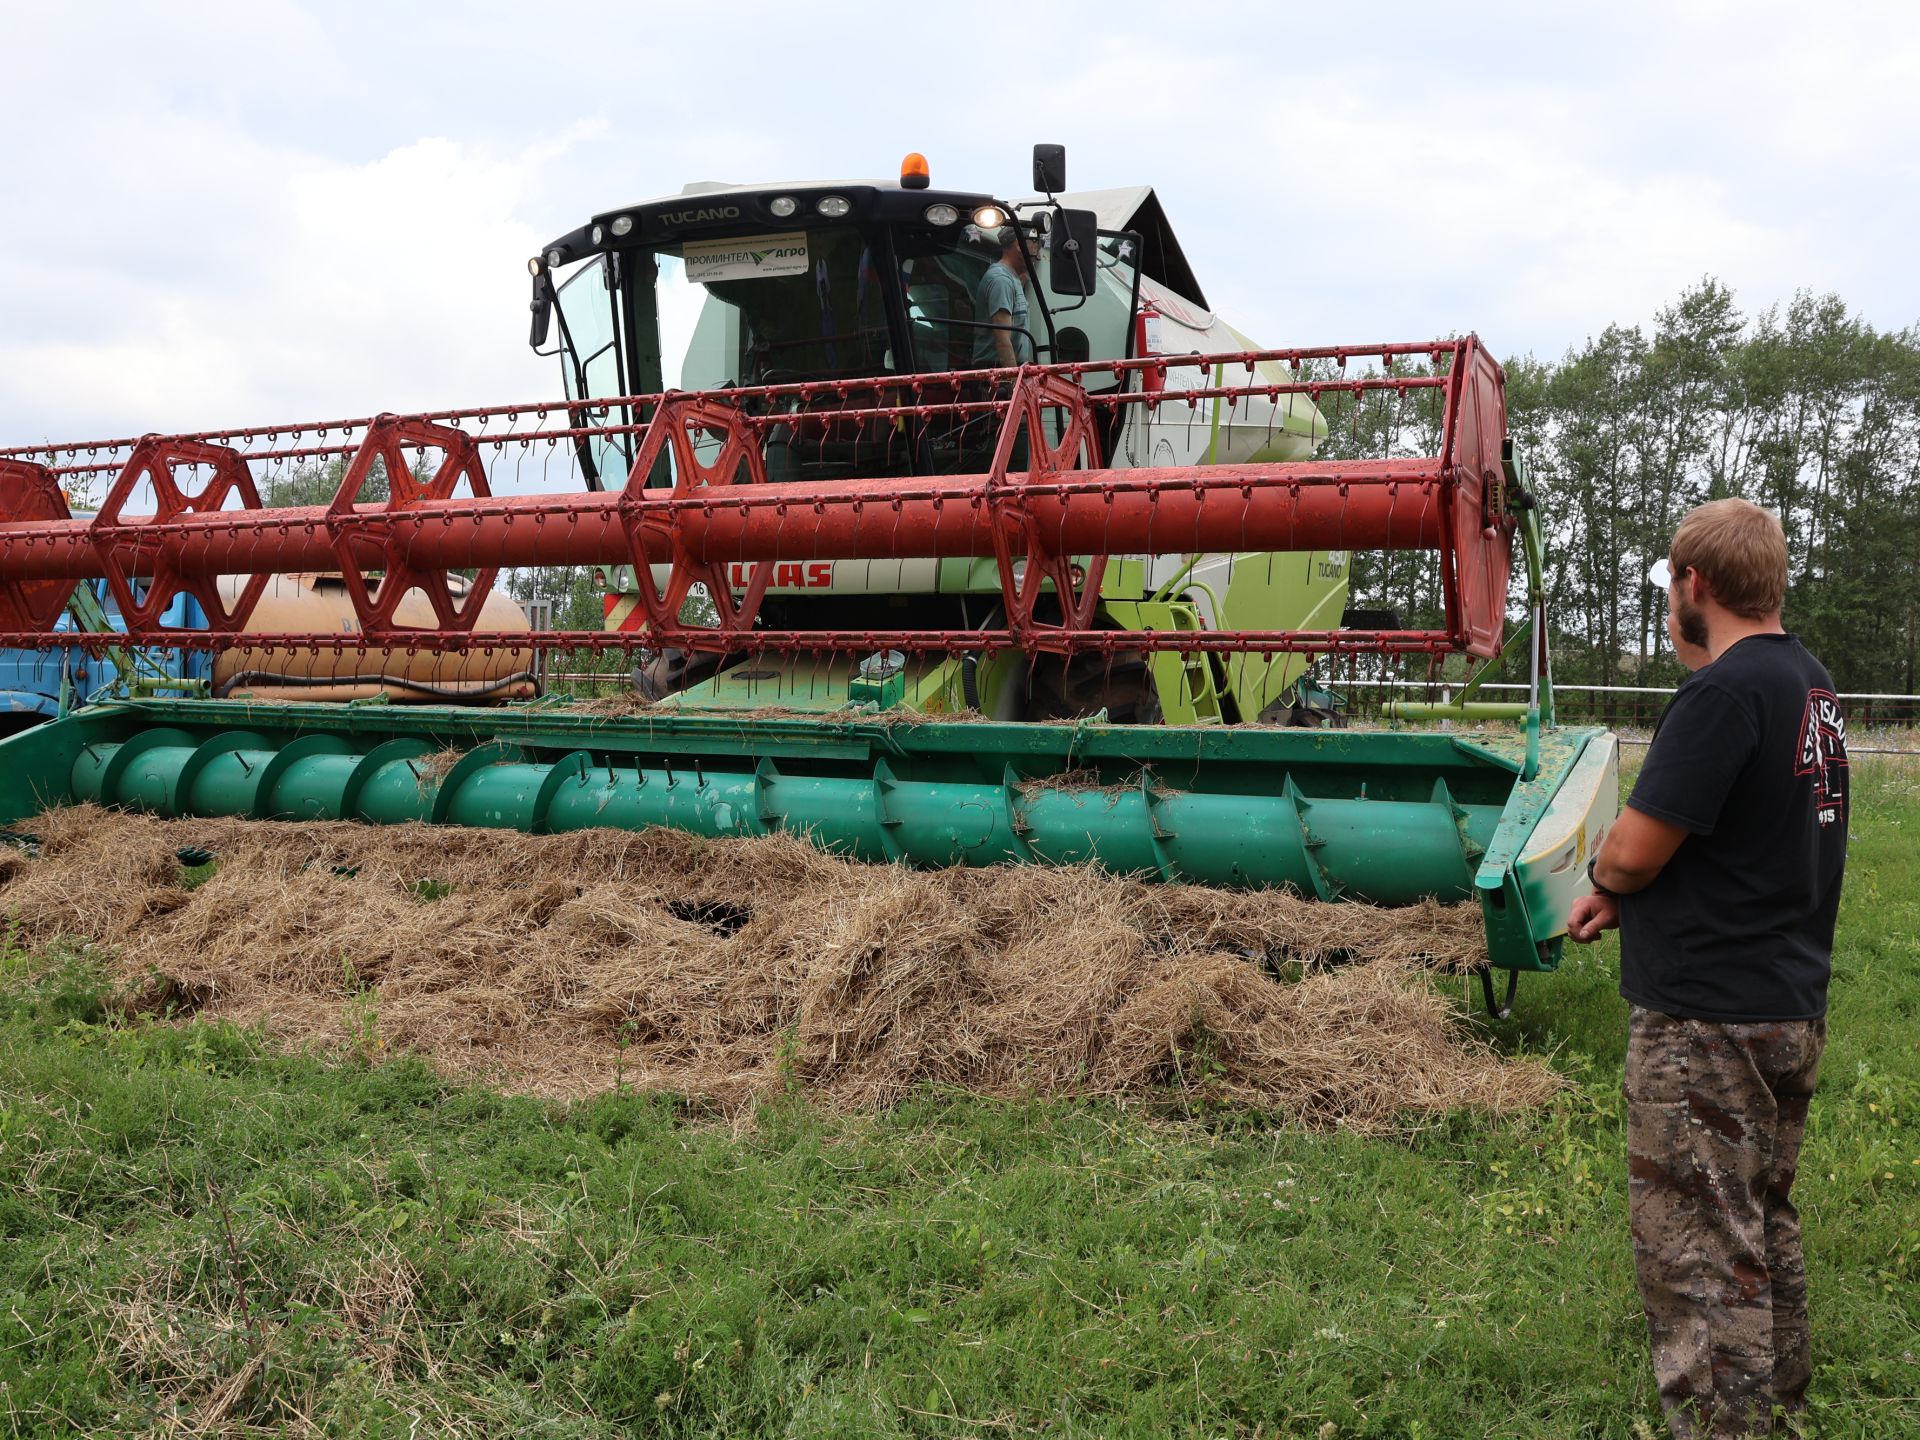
[1024,652,1162,725]
[633,648,725,701]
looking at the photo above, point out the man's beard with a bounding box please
[1674,589,1709,649]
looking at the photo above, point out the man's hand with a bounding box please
[1567,891,1620,944]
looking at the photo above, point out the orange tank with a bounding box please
[210,573,538,704]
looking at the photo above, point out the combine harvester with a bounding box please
[0,147,1615,1015]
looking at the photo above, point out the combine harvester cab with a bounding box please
[543,156,1343,724]
[0,146,1617,1014]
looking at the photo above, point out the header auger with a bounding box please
[0,146,1617,1015]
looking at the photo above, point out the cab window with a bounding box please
[662,227,899,391]
[553,255,630,481]
[894,223,1041,373]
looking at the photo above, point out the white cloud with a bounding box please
[1,0,1914,457]
[0,128,577,441]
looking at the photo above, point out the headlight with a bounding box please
[816,195,852,218]
[923,203,959,226]
[971,205,1006,229]
[610,215,634,236]
[526,256,542,276]
[768,195,797,218]
[545,248,564,267]
[591,225,604,245]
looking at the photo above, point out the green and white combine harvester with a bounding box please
[0,146,1616,1014]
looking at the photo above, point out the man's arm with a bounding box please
[1567,805,1691,944]
[1592,805,1690,894]
[990,308,1017,368]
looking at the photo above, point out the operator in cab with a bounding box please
[973,225,1034,370]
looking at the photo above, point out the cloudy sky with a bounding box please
[3,0,1915,448]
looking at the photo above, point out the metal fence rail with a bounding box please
[1313,677,1919,753]
[532,666,1920,751]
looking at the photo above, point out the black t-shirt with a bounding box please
[1619,633,1849,1022]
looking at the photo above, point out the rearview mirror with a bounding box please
[1032,143,1067,194]
[528,270,553,350]
[1048,208,1098,296]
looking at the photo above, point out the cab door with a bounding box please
[1025,226,1143,465]
[1026,227,1142,378]
[552,254,632,487]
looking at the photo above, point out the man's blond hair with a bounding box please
[1669,498,1788,619]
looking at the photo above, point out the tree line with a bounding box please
[1325,280,1920,694]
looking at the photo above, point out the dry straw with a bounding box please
[2,806,1562,1129]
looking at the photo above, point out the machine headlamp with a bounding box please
[768,195,798,218]
[816,195,852,218]
[923,203,959,226]
[971,205,1006,229]
[610,215,634,236]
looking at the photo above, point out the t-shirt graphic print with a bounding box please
[1795,688,1848,826]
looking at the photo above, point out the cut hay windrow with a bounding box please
[0,806,1562,1129]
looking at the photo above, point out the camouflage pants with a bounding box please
[1626,1006,1827,1438]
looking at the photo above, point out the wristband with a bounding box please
[1586,857,1620,899]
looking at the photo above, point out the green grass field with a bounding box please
[2,759,1916,1438]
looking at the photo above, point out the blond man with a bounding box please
[1570,498,1850,1437]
